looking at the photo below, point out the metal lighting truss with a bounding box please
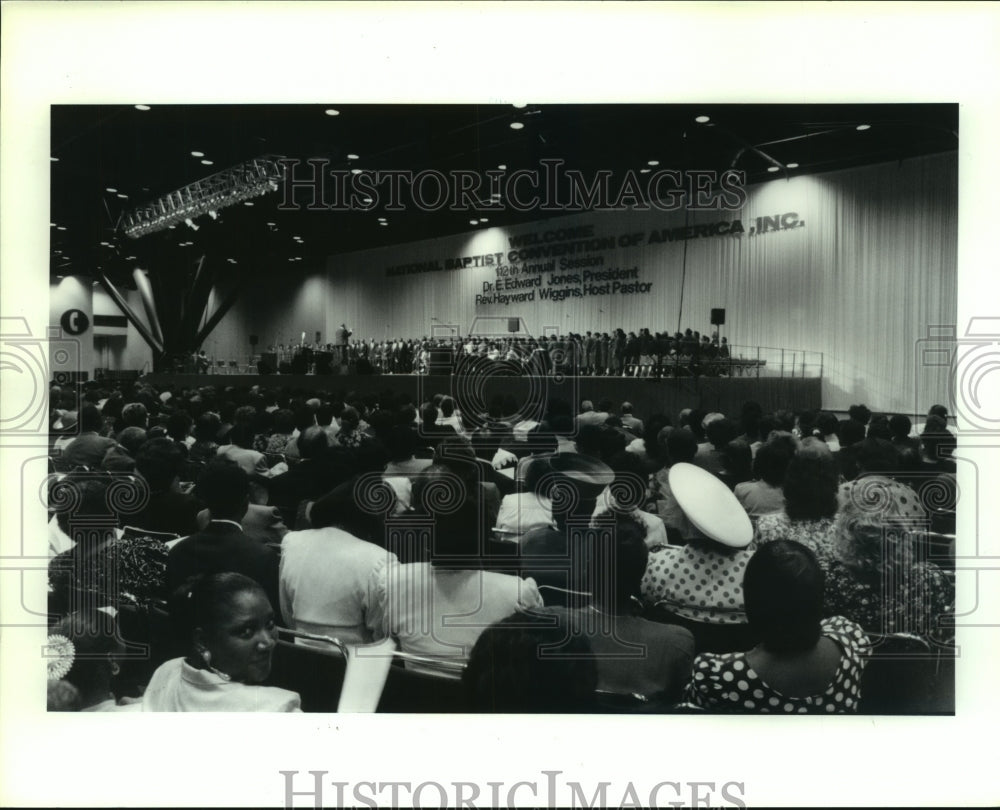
[122,155,286,238]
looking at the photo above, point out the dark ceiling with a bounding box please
[50,103,957,287]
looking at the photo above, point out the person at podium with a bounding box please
[333,323,352,366]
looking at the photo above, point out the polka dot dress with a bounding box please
[641,543,753,625]
[681,616,870,713]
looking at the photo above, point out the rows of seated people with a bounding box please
[46,379,956,713]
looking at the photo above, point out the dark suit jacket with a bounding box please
[196,504,288,546]
[166,521,282,621]
[128,490,203,537]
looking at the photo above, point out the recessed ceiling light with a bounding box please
[497,164,507,171]
[648,160,660,167]
[106,187,117,193]
[351,168,362,175]
[379,222,388,227]
[512,103,527,109]
[244,201,254,207]
[695,115,710,123]
[168,225,176,229]
[480,217,489,223]
[787,162,799,169]
[325,109,339,116]
[117,193,128,199]
[377,217,386,222]
[470,219,479,225]
[56,226,66,231]
[201,159,214,166]
[346,153,359,160]
[266,221,276,226]
[640,168,651,174]
[856,124,871,131]
[509,122,524,130]
[126,256,136,260]
[134,104,151,111]
[50,157,59,162]
[363,197,373,204]
[50,222,56,227]
[767,166,780,173]
[191,151,205,157]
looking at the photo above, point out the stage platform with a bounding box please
[142,373,821,418]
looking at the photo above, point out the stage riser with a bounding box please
[142,374,820,418]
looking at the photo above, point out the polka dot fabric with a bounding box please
[641,543,753,624]
[753,512,838,559]
[680,616,870,713]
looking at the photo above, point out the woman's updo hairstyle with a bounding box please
[169,572,263,637]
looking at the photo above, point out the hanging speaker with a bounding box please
[249,334,259,346]
[710,308,726,326]
[507,318,519,333]
[315,331,322,344]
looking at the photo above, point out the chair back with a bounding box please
[377,654,468,713]
[121,526,181,543]
[858,632,950,714]
[645,603,756,654]
[268,628,348,713]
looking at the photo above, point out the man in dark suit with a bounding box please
[130,438,202,536]
[266,426,354,518]
[167,460,282,621]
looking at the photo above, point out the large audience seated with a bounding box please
[45,376,956,713]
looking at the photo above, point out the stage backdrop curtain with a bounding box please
[215,152,956,415]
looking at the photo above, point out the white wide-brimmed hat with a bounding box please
[668,462,753,548]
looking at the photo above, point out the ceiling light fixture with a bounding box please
[50,157,59,162]
[244,201,254,207]
[469,219,479,225]
[647,160,660,166]
[640,168,651,174]
[134,104,151,111]
[56,226,66,231]
[480,217,489,223]
[201,159,214,166]
[191,151,205,158]
[351,168,362,175]
[117,193,128,199]
[695,115,710,123]
[498,164,507,170]
[767,166,780,173]
[106,187,117,193]
[346,153,359,160]
[509,122,524,130]
[325,109,339,116]
[856,124,871,131]
[787,162,799,169]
